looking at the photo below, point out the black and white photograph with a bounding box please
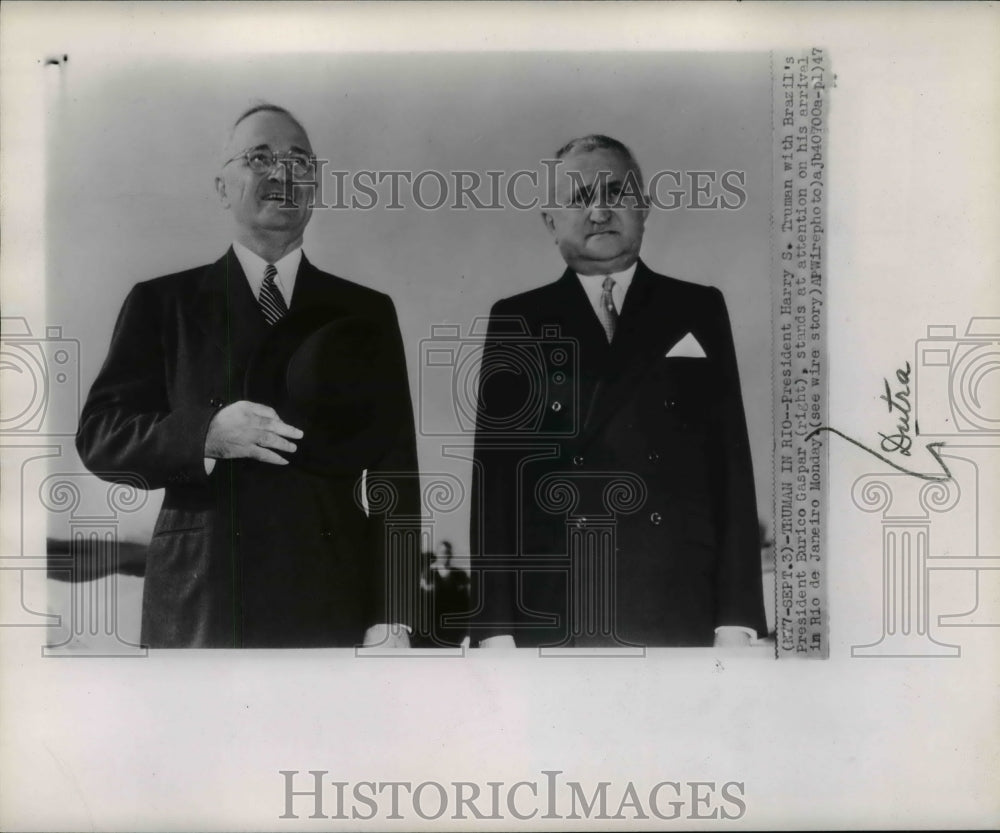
[41,50,779,654]
[1,2,997,830]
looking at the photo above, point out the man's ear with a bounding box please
[541,210,557,239]
[215,176,230,209]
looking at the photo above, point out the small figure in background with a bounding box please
[417,541,470,647]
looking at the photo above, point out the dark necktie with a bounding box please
[258,264,288,325]
[598,275,618,342]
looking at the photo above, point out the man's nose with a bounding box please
[265,160,287,181]
[588,203,612,223]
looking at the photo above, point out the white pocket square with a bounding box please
[664,332,707,358]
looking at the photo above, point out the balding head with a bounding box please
[221,103,311,167]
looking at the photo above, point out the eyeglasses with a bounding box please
[223,148,316,176]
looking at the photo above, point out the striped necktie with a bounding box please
[258,263,288,325]
[597,275,618,342]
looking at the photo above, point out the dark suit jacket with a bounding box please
[76,248,420,648]
[470,259,766,647]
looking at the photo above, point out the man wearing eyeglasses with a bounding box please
[76,104,420,648]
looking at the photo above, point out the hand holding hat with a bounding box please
[205,401,304,466]
[244,305,406,476]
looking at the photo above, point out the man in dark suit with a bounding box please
[76,104,419,648]
[471,134,766,648]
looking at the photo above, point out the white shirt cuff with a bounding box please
[203,457,216,475]
[714,625,758,641]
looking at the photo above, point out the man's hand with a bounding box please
[205,401,303,465]
[362,623,411,649]
[478,634,516,649]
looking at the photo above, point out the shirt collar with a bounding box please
[232,240,303,304]
[574,261,638,294]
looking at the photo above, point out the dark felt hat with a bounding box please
[244,305,405,476]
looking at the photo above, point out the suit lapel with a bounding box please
[553,268,609,351]
[192,251,228,356]
[288,254,357,314]
[288,254,323,310]
[544,270,610,428]
[581,260,694,442]
[194,247,269,384]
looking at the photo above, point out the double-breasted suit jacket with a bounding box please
[76,248,420,648]
[471,259,766,647]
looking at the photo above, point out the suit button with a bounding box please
[648,451,660,462]
[649,512,662,525]
[210,397,224,409]
[572,455,584,466]
[551,401,562,412]
[664,399,677,410]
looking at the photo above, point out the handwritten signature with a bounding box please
[878,361,915,455]
[806,360,951,482]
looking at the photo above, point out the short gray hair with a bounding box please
[221,103,311,163]
[554,134,644,185]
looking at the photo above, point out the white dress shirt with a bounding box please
[575,262,637,322]
[232,240,302,308]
